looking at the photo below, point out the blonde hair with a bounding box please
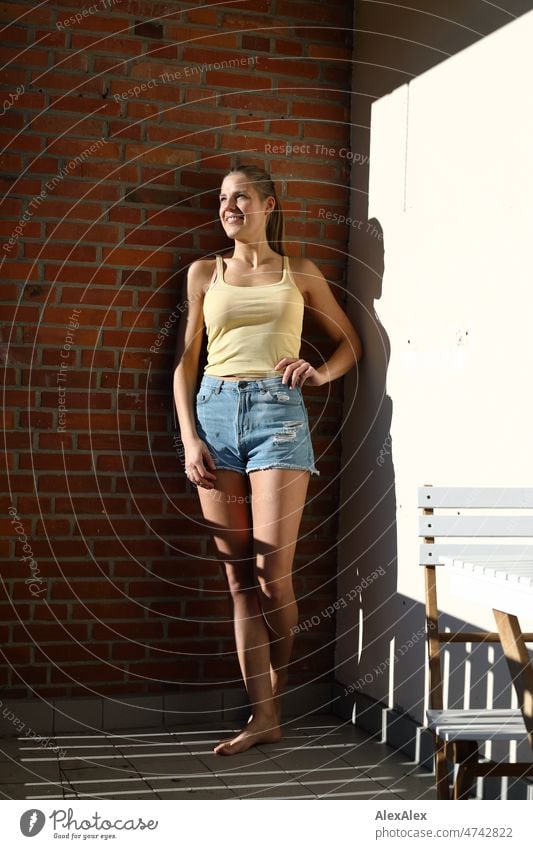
[224,163,285,256]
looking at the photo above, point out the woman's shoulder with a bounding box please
[285,255,322,301]
[285,255,320,274]
[186,257,218,294]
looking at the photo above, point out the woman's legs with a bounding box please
[249,468,310,718]
[196,470,279,754]
[197,467,310,755]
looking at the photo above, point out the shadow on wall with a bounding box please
[335,3,533,799]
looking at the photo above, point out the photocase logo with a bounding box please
[20,809,45,837]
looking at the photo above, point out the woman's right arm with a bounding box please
[172,260,217,487]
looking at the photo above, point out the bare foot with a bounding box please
[214,715,281,755]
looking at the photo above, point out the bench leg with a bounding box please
[453,741,478,800]
[434,735,451,799]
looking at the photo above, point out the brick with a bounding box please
[134,20,163,39]
[205,70,273,89]
[124,144,198,166]
[30,113,104,136]
[256,56,320,78]
[275,38,304,56]
[185,7,218,25]
[25,243,97,263]
[31,70,105,95]
[0,3,51,24]
[101,246,175,269]
[167,26,238,48]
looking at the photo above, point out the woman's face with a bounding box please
[219,173,274,242]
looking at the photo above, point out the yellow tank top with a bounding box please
[202,254,305,378]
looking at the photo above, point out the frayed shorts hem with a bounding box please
[248,463,320,477]
[213,464,320,477]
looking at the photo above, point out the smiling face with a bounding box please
[219,172,275,243]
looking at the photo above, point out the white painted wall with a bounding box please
[337,11,533,730]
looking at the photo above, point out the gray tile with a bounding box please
[121,754,213,776]
[197,752,280,776]
[53,699,103,734]
[378,774,437,800]
[25,787,71,800]
[146,774,229,794]
[219,768,294,789]
[0,700,54,737]
[61,764,142,783]
[339,738,413,769]
[267,747,352,771]
[0,783,44,800]
[0,738,25,759]
[103,697,163,730]
[299,778,400,799]
[154,786,237,799]
[0,758,62,784]
[163,691,222,725]
[236,783,315,799]
[312,789,404,800]
[62,781,158,799]
[0,713,440,800]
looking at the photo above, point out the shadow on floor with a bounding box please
[0,713,436,800]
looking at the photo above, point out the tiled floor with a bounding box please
[0,714,436,800]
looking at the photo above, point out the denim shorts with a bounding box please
[194,374,320,477]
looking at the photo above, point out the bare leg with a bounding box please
[250,469,310,724]
[196,470,280,755]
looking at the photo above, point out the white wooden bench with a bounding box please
[419,485,533,799]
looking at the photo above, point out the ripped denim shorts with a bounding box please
[194,374,320,477]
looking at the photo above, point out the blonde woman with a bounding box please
[173,164,363,755]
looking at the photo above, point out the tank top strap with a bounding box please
[283,254,297,287]
[208,255,222,290]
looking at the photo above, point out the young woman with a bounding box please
[173,164,363,755]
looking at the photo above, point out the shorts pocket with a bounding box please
[263,387,303,405]
[196,387,216,405]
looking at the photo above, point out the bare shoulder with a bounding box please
[186,258,217,297]
[287,256,323,277]
[286,255,327,303]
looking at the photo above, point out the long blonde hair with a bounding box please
[225,164,285,256]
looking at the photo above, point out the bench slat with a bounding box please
[426,709,528,742]
[418,487,533,508]
[419,544,533,564]
[419,515,533,536]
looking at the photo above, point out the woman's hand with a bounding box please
[274,358,325,388]
[183,437,217,489]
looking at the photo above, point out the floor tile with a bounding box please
[1,714,436,801]
[120,754,213,775]
[237,784,315,799]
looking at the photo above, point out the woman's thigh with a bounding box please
[249,468,310,593]
[196,469,255,587]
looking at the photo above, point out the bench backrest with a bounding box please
[418,485,533,711]
[418,485,533,565]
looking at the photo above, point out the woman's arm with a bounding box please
[172,259,212,442]
[278,257,363,387]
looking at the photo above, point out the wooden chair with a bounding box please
[419,485,533,799]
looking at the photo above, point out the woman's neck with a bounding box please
[230,241,279,267]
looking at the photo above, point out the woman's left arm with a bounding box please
[275,257,363,388]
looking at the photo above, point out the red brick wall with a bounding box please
[1,0,354,700]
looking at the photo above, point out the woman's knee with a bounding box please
[257,576,295,607]
[225,561,256,599]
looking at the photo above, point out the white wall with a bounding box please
[337,11,533,728]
